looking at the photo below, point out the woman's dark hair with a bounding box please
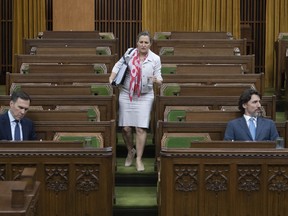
[238,88,261,114]
[136,31,152,44]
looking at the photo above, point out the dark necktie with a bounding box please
[14,120,21,141]
[248,117,256,141]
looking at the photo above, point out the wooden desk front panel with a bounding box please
[0,142,113,216]
[160,148,288,216]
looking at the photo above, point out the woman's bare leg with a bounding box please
[135,127,147,171]
[122,126,136,166]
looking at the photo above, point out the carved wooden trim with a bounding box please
[76,165,99,193]
[174,165,198,192]
[45,165,69,193]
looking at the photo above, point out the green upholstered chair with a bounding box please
[278,33,288,40]
[20,63,30,74]
[90,84,113,96]
[166,110,187,122]
[93,63,108,74]
[164,106,210,122]
[55,105,100,122]
[99,32,115,39]
[159,47,174,56]
[160,83,180,96]
[161,64,177,74]
[153,32,171,40]
[53,132,103,148]
[10,83,51,95]
[72,83,113,96]
[96,47,112,55]
[161,133,211,148]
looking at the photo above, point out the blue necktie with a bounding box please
[248,118,256,141]
[14,120,21,141]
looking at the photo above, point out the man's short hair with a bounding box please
[10,91,31,103]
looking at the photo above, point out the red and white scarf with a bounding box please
[129,50,147,101]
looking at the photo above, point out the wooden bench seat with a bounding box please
[6,73,111,94]
[37,31,115,39]
[160,46,241,56]
[160,55,255,73]
[14,54,118,73]
[53,132,104,148]
[161,132,212,148]
[34,120,116,147]
[0,106,100,122]
[161,63,246,74]
[37,30,100,38]
[31,46,112,55]
[165,110,242,122]
[0,140,85,148]
[154,31,233,40]
[159,73,264,95]
[164,106,269,122]
[26,109,100,122]
[23,38,118,54]
[153,39,246,55]
[0,95,116,121]
[19,63,107,74]
[10,83,113,96]
[188,140,277,148]
[155,95,276,123]
[160,83,255,96]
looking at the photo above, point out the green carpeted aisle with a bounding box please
[113,131,158,216]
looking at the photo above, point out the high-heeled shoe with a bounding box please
[136,158,145,172]
[125,148,136,167]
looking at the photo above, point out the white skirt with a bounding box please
[118,89,154,128]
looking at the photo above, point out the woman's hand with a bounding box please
[109,72,117,84]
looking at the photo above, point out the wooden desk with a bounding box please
[0,141,113,216]
[0,181,40,216]
[159,145,288,216]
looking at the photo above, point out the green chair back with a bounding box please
[160,84,180,96]
[166,110,186,122]
[90,84,112,96]
[58,136,101,148]
[159,47,174,56]
[161,66,176,74]
[93,64,107,74]
[162,133,211,148]
[96,47,112,55]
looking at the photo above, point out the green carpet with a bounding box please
[115,186,157,207]
[117,131,154,146]
[116,158,156,174]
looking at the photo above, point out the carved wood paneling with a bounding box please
[160,149,288,216]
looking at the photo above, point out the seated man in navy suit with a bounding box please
[224,88,279,141]
[0,91,37,140]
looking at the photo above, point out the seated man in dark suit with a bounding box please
[0,91,37,140]
[224,88,279,141]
